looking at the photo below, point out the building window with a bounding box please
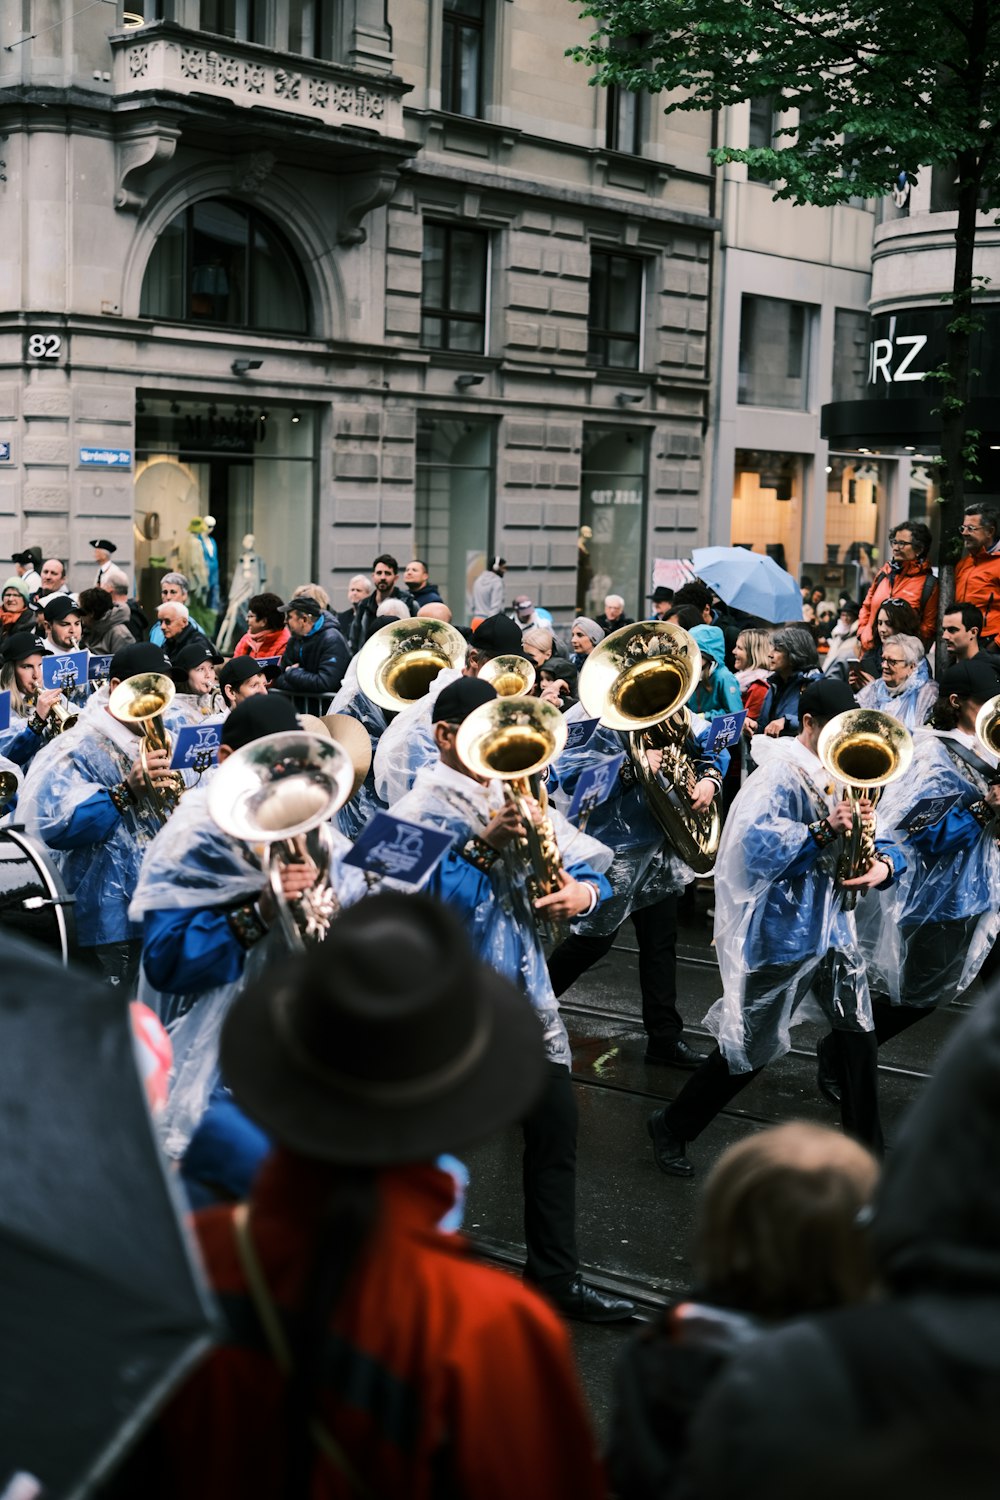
[731,450,804,579]
[421,223,489,353]
[442,0,485,117]
[199,0,264,42]
[747,96,776,183]
[832,309,870,404]
[738,295,811,409]
[416,418,495,616]
[289,0,336,59]
[140,200,309,334]
[580,427,648,620]
[606,84,641,154]
[588,252,643,370]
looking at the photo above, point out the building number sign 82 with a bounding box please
[26,333,63,360]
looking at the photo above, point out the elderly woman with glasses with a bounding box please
[857,521,937,653]
[855,633,939,730]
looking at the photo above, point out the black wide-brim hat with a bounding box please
[220,892,546,1165]
[89,539,117,553]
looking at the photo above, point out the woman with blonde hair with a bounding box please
[521,625,555,668]
[733,627,772,730]
[608,1122,878,1499]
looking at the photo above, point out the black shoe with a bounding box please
[546,1275,636,1324]
[647,1110,694,1177]
[816,1033,842,1107]
[644,1038,707,1070]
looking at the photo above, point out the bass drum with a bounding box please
[0,828,76,965]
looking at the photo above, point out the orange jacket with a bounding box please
[954,546,1000,640]
[857,559,938,651]
[149,1153,607,1500]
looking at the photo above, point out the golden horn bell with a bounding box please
[577,621,701,731]
[478,654,537,698]
[455,694,568,781]
[816,708,913,793]
[356,617,468,713]
[974,693,1000,759]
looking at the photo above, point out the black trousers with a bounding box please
[521,1062,578,1289]
[547,892,682,1045]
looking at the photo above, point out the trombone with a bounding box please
[456,695,569,945]
[108,672,185,824]
[208,730,355,950]
[816,708,913,910]
[357,617,468,713]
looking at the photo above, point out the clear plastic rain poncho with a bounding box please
[129,783,369,1157]
[373,666,464,807]
[18,693,192,947]
[392,760,613,1067]
[856,667,939,732]
[0,708,46,772]
[328,657,391,840]
[856,728,1000,1008]
[703,736,898,1072]
[550,701,721,936]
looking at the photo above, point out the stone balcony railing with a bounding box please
[110,23,406,139]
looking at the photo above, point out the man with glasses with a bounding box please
[955,506,1000,644]
[857,521,938,653]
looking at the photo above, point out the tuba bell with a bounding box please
[208,730,355,950]
[578,621,722,873]
[478,654,537,697]
[974,694,1000,761]
[456,695,569,945]
[816,708,913,909]
[108,672,185,825]
[356,618,468,713]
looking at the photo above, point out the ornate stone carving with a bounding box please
[232,151,277,196]
[338,166,402,247]
[114,124,181,213]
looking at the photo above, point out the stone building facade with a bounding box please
[0,0,717,625]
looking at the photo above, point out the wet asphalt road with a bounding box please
[460,889,975,1439]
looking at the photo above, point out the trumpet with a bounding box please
[816,708,913,909]
[478,654,536,697]
[456,695,569,946]
[27,692,79,738]
[578,621,721,873]
[108,672,185,825]
[208,731,355,950]
[357,617,468,713]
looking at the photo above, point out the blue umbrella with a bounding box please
[691,546,804,624]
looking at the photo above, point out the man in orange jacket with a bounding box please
[857,520,938,651]
[954,505,1000,643]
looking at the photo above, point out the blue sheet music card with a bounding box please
[88,654,113,683]
[705,710,747,754]
[563,716,600,752]
[902,792,963,835]
[344,812,453,887]
[41,650,89,693]
[568,752,626,821]
[169,722,223,772]
[254,656,282,669]
[0,690,10,733]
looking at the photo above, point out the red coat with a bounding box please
[234,624,290,659]
[954,546,1000,640]
[148,1153,607,1500]
[857,559,938,651]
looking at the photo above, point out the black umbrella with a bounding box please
[0,934,215,1498]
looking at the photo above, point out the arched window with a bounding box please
[140,199,309,334]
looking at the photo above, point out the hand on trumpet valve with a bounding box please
[482,803,527,850]
[825,797,861,836]
[127,748,176,798]
[645,747,664,776]
[34,688,63,722]
[259,856,320,923]
[534,868,594,920]
[689,777,716,814]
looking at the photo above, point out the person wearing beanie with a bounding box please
[813,656,1000,1105]
[130,693,369,1157]
[0,574,37,643]
[569,616,604,670]
[18,642,190,992]
[390,675,635,1325]
[647,676,905,1178]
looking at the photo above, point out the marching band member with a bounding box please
[39,595,83,656]
[327,652,392,839]
[130,694,368,1157]
[0,633,66,770]
[19,643,186,991]
[390,677,633,1323]
[842,660,1000,1063]
[647,680,904,1178]
[547,696,724,1069]
[217,656,269,712]
[169,639,225,724]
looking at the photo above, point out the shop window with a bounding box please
[140,200,309,334]
[289,0,336,58]
[199,0,264,42]
[588,252,643,370]
[421,223,489,353]
[823,455,885,589]
[580,427,647,620]
[730,450,803,580]
[832,309,870,404]
[442,0,485,117]
[739,295,811,409]
[416,418,495,617]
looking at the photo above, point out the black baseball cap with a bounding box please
[939,659,1000,702]
[471,613,523,657]
[219,656,268,695]
[42,596,81,624]
[799,678,857,722]
[0,631,43,664]
[432,677,498,724]
[110,642,172,682]
[171,640,223,677]
[221,694,300,751]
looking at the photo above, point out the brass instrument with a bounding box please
[478,654,537,697]
[27,693,78,738]
[0,768,19,808]
[456,695,569,945]
[578,621,722,873]
[974,694,1000,762]
[208,730,355,950]
[816,708,913,910]
[356,617,468,713]
[108,672,185,824]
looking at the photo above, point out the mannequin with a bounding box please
[216,533,266,654]
[200,515,220,611]
[184,518,210,599]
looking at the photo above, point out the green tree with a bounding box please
[570,0,1000,590]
